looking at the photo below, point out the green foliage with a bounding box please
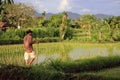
[39,37,60,42]
[47,14,63,28]
[0,28,60,44]
[112,29,120,41]
[1,3,35,28]
[76,14,99,29]
[106,16,120,29]
[49,56,120,73]
[64,28,73,40]
[0,29,23,44]
[1,56,120,80]
[0,29,18,40]
[15,29,26,38]
[32,28,59,38]
[0,4,120,43]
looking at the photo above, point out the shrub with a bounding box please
[39,37,60,42]
[64,28,73,40]
[112,29,120,41]
[15,29,26,39]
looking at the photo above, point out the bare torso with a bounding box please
[24,34,33,53]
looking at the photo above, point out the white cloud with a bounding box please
[82,8,91,13]
[15,0,47,13]
[58,0,72,12]
[32,0,48,13]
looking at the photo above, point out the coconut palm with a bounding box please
[59,12,69,41]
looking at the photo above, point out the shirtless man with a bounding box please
[24,29,35,66]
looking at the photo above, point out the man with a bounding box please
[24,29,35,66]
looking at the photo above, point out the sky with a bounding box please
[14,0,120,16]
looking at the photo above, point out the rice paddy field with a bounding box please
[0,42,120,80]
[0,42,120,65]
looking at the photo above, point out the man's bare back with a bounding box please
[23,30,36,66]
[24,33,33,53]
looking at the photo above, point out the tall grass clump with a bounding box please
[48,56,120,73]
[1,56,120,80]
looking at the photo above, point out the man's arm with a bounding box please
[26,35,39,44]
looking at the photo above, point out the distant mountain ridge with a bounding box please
[95,14,113,19]
[35,12,113,19]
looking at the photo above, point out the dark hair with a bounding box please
[26,29,32,34]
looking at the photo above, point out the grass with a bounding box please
[48,56,120,73]
[96,67,120,79]
[0,56,120,80]
[78,67,120,80]
[0,42,120,80]
[0,42,120,65]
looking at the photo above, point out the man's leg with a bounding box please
[29,58,35,65]
[24,52,30,66]
[29,51,35,65]
[25,60,29,66]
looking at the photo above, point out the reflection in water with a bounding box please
[34,47,120,64]
[69,48,109,60]
[34,54,61,64]
[114,48,120,55]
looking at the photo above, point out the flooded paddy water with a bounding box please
[34,46,120,64]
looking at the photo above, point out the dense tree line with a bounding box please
[0,2,120,44]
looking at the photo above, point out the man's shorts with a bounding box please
[24,51,35,60]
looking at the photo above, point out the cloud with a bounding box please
[15,0,47,13]
[33,0,47,12]
[115,0,120,4]
[58,0,72,12]
[82,8,91,13]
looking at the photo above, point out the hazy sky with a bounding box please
[14,0,120,16]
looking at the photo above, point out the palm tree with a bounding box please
[1,0,14,4]
[8,0,14,4]
[42,11,46,20]
[0,0,14,13]
[59,12,68,41]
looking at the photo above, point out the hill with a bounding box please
[35,12,113,19]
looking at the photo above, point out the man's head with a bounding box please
[26,29,32,35]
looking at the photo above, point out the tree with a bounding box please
[1,3,35,28]
[47,14,63,28]
[42,11,46,19]
[106,16,120,29]
[76,14,99,29]
[37,11,47,27]
[76,15,95,38]
[0,0,14,13]
[59,12,71,40]
[105,16,120,41]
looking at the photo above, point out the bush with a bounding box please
[49,56,120,73]
[64,28,73,40]
[0,40,23,45]
[15,29,26,38]
[112,29,120,41]
[32,28,59,38]
[0,28,62,44]
[39,37,60,42]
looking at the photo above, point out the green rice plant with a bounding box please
[0,42,120,66]
[0,44,24,66]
